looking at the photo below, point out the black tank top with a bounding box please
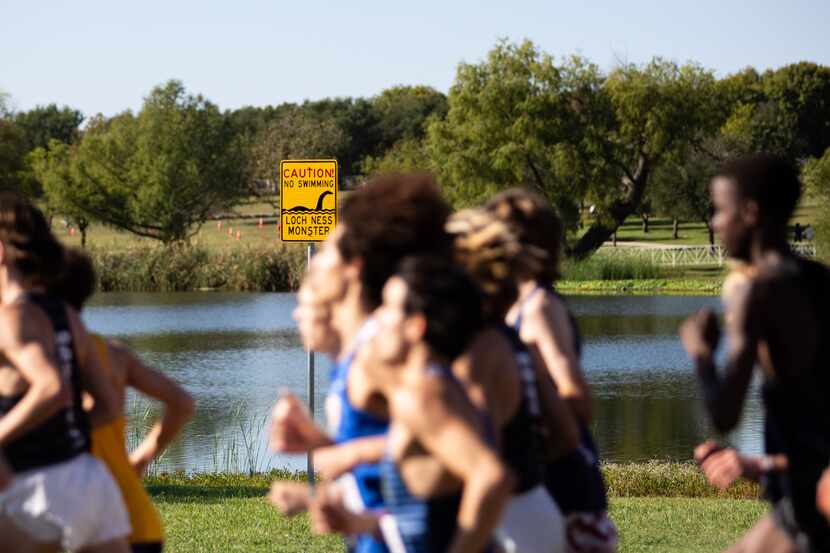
[760,257,830,545]
[0,293,90,472]
[513,285,608,512]
[497,325,547,494]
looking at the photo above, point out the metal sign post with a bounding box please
[279,159,337,485]
[306,242,315,484]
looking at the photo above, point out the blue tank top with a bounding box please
[379,363,494,553]
[325,320,389,553]
[513,285,608,513]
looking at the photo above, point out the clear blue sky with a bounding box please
[2,0,829,117]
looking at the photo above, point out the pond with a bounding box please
[82,292,763,473]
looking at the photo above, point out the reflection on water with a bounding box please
[83,292,764,473]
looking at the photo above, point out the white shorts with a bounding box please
[496,484,566,553]
[0,453,131,551]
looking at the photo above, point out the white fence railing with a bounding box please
[595,243,817,267]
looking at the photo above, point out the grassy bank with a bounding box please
[91,243,307,292]
[557,278,723,295]
[145,463,764,553]
[89,243,725,294]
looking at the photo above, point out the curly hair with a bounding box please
[717,154,801,230]
[485,188,564,284]
[337,173,452,310]
[50,247,96,311]
[0,192,65,287]
[447,208,546,320]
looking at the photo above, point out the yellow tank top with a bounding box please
[90,335,164,544]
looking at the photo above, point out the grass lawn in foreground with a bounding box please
[151,489,766,553]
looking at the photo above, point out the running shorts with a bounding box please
[496,484,565,553]
[0,453,131,550]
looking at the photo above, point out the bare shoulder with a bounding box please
[0,302,52,346]
[389,374,448,430]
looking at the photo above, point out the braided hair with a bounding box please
[485,188,564,284]
[447,208,547,321]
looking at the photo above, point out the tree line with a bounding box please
[2,39,830,255]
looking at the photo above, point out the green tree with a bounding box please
[372,86,447,149]
[428,40,725,257]
[302,97,380,176]
[35,80,249,244]
[362,137,433,176]
[29,141,91,246]
[0,120,36,194]
[803,148,830,258]
[722,62,830,159]
[14,104,84,152]
[249,107,347,201]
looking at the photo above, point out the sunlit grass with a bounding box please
[145,464,766,553]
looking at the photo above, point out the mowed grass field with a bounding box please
[56,197,286,252]
[611,202,818,246]
[147,466,767,553]
[150,487,766,553]
[54,195,818,253]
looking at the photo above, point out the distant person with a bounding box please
[310,256,513,553]
[487,188,617,552]
[680,154,830,552]
[805,224,815,242]
[52,247,196,553]
[794,223,804,243]
[0,193,130,553]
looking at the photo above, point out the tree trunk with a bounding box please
[641,213,649,233]
[672,218,679,240]
[568,155,651,259]
[705,221,714,246]
[612,231,617,247]
[79,221,89,249]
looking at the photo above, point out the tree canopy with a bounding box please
[33,80,249,243]
[428,40,725,257]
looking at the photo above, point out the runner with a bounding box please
[692,262,788,510]
[0,192,130,553]
[270,174,454,553]
[448,207,580,553]
[487,188,617,552]
[268,280,341,515]
[310,256,513,553]
[51,247,195,553]
[680,154,830,552]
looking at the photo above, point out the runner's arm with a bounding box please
[525,300,593,424]
[270,392,333,453]
[115,341,195,474]
[0,307,70,446]
[398,383,514,553]
[68,309,120,428]
[312,435,386,481]
[681,287,760,433]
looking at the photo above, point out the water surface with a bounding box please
[83,292,763,473]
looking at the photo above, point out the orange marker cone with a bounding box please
[217,221,222,230]
[228,227,233,237]
[236,230,241,240]
[258,218,263,228]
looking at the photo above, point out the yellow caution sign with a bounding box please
[280,159,338,242]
